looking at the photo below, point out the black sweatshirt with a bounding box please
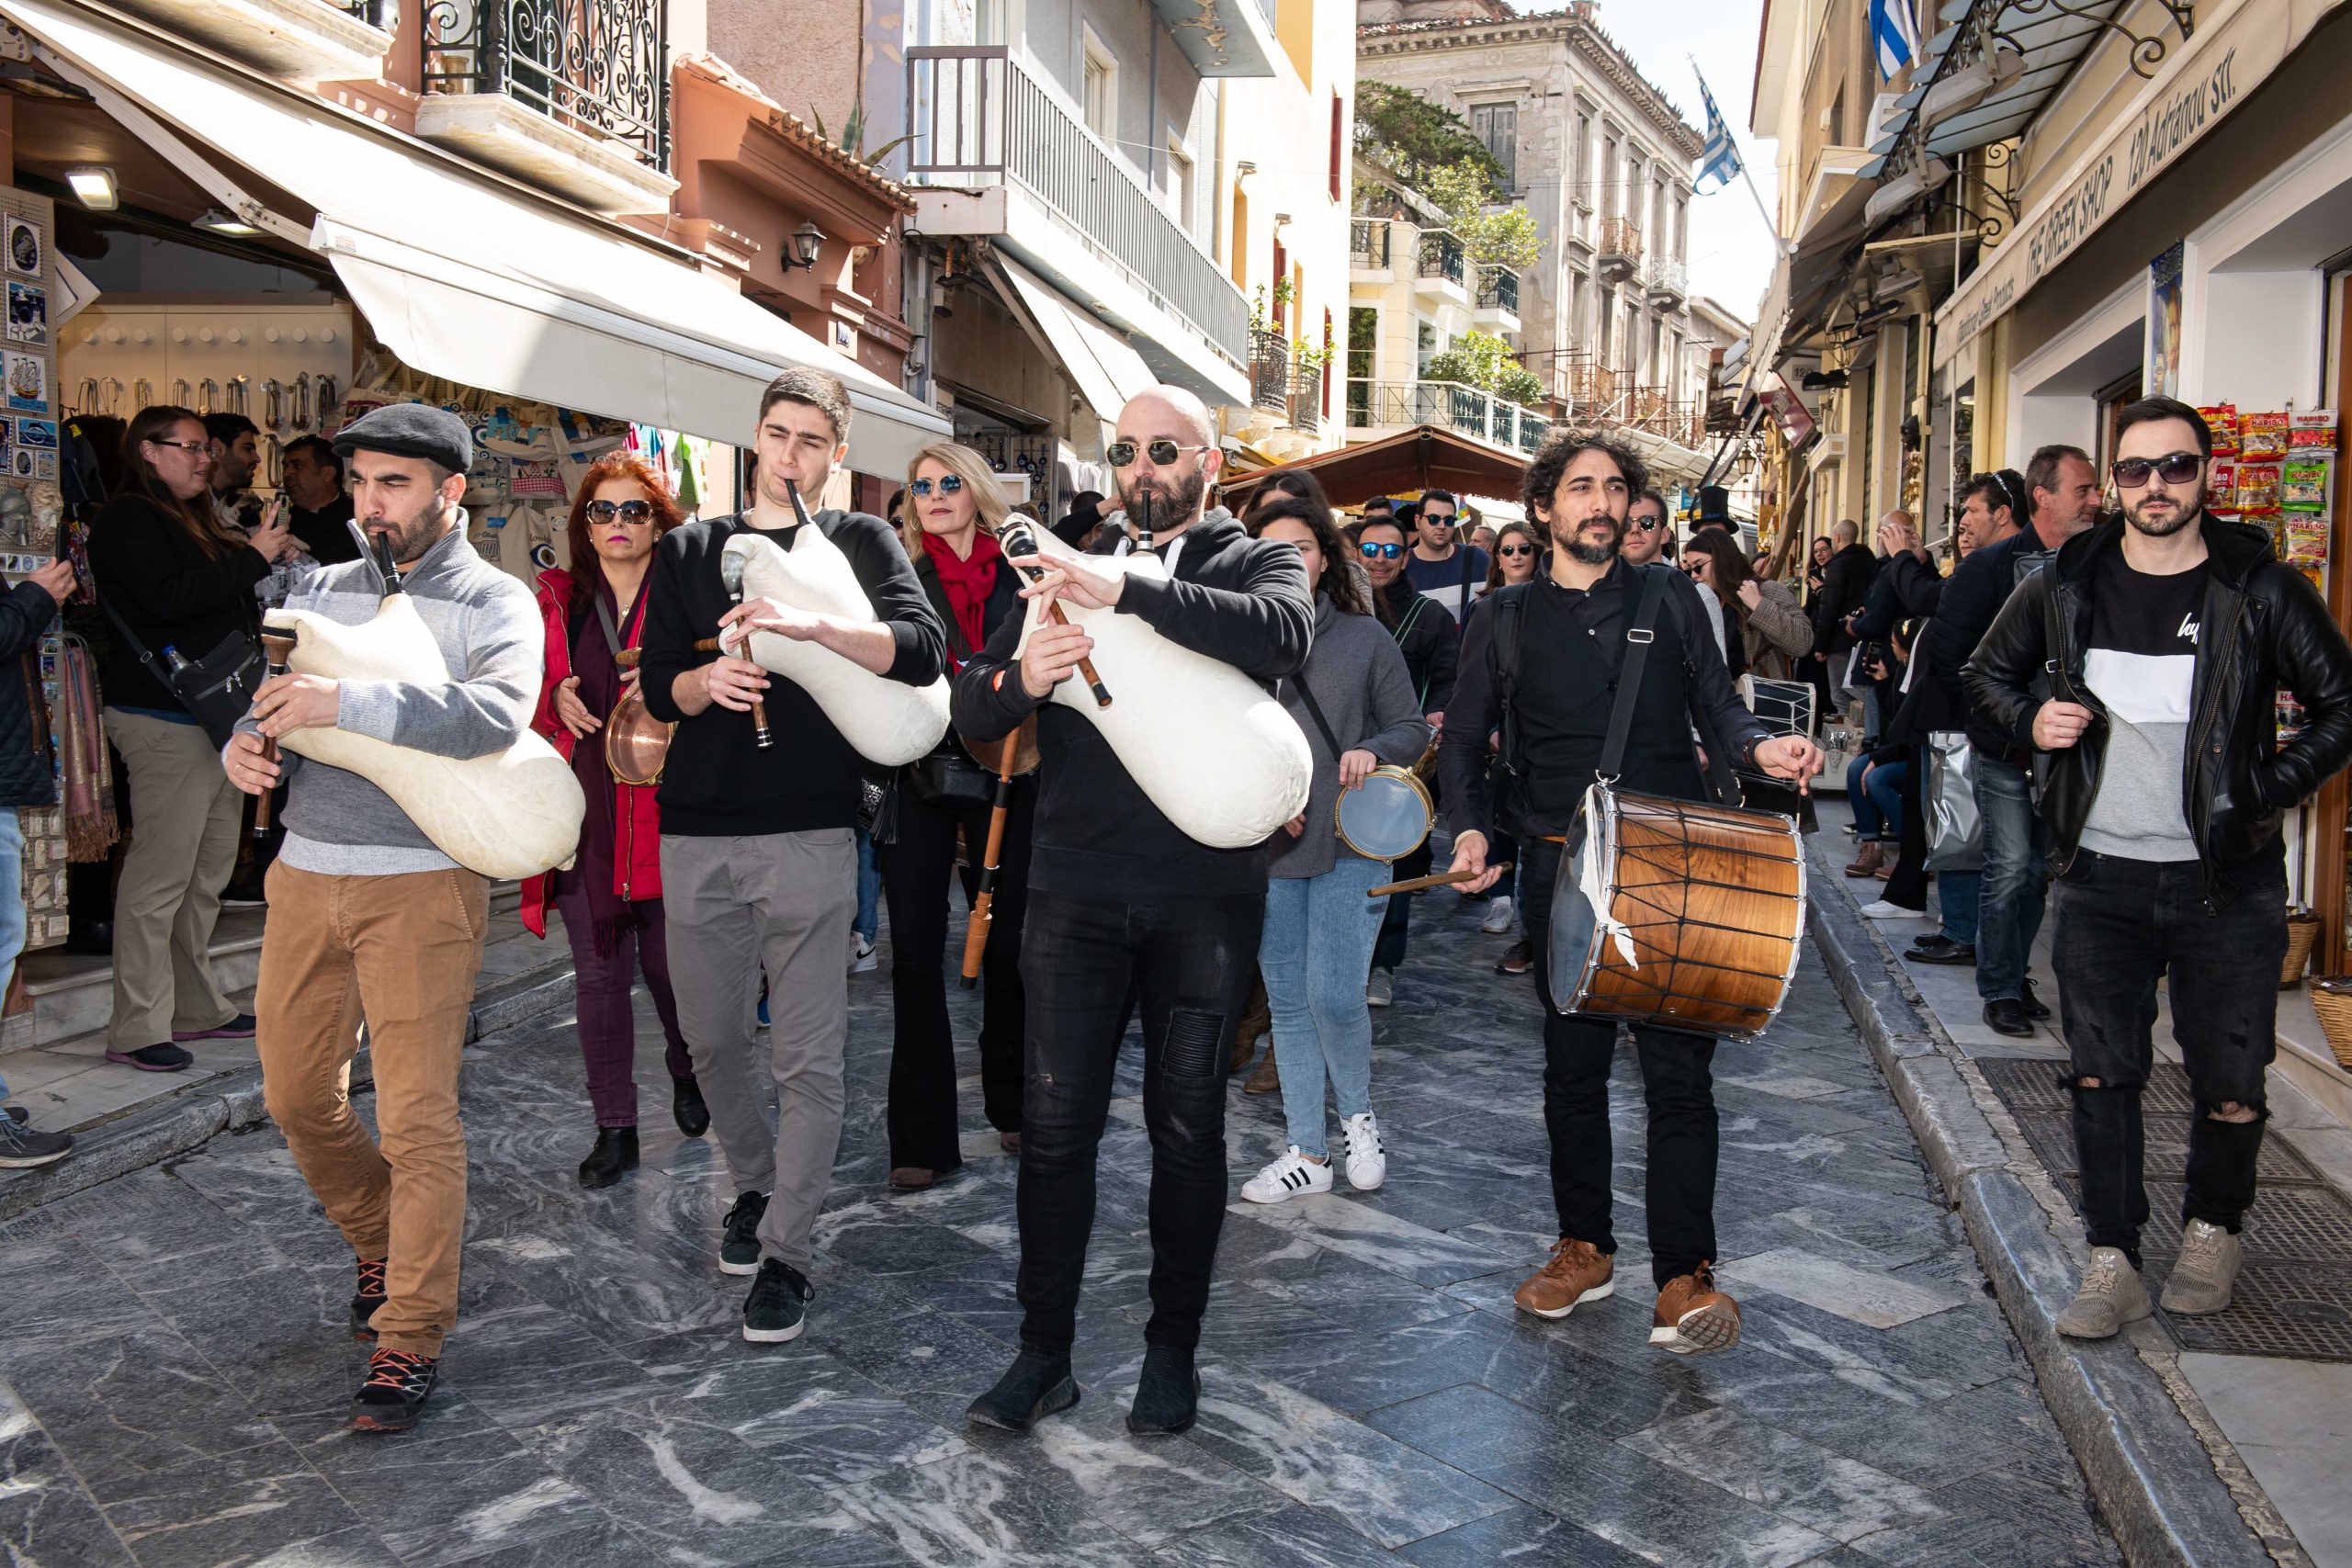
[951,510,1314,898]
[87,492,268,713]
[640,509,945,836]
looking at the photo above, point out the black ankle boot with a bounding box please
[967,1348,1080,1432]
[673,1077,709,1138]
[1127,1343,1201,1436]
[577,1126,639,1189]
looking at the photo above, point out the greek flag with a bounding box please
[1696,69,1743,193]
[1871,0,1922,79]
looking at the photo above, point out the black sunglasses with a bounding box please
[1107,439,1210,468]
[1359,541,1405,559]
[1628,514,1665,532]
[2110,453,2201,489]
[584,500,654,525]
[1498,542,1535,557]
[909,474,965,497]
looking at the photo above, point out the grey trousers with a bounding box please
[662,829,855,1273]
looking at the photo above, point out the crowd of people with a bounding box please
[3,374,2342,1450]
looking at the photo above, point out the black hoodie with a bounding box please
[951,509,1314,898]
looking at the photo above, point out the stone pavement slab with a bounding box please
[0,886,2114,1566]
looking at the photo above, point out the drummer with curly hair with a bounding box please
[1441,428,1819,1355]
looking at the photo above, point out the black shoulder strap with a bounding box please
[1287,675,1344,760]
[98,593,173,690]
[1493,581,1529,782]
[1597,566,1670,783]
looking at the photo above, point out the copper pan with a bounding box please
[605,648,672,786]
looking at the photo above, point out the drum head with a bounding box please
[1334,768,1431,860]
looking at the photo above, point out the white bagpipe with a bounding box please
[259,540,586,881]
[1003,516,1310,850]
[713,479,953,768]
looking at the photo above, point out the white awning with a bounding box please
[989,259,1157,431]
[4,0,951,471]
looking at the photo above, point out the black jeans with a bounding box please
[1015,886,1262,1356]
[874,781,1035,1171]
[2053,849,2284,1264]
[1521,837,1719,1286]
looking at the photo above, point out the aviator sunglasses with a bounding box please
[908,474,965,498]
[1107,439,1212,468]
[584,500,654,525]
[2110,453,2201,490]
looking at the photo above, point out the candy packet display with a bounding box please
[2281,513,2329,565]
[2200,403,2240,457]
[2208,460,2240,515]
[2236,462,2282,516]
[2290,409,2338,452]
[2240,411,2290,460]
[2283,459,2330,512]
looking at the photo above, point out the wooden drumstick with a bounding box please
[254,628,297,838]
[1367,863,1511,897]
[958,717,1033,987]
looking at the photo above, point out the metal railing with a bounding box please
[422,0,668,171]
[1646,255,1688,299]
[1598,215,1642,261]
[1344,378,1549,453]
[905,45,1248,363]
[1476,265,1520,315]
[1351,218,1393,269]
[337,0,391,25]
[1416,230,1466,288]
[1289,364,1323,434]
[1250,330,1290,413]
[1566,363,1617,407]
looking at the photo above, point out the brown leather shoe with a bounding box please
[1243,1050,1281,1095]
[1844,840,1883,877]
[1650,1264,1740,1354]
[888,1167,935,1191]
[1512,1237,1614,1319]
[1229,977,1271,1074]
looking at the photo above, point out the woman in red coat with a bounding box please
[522,453,703,1188]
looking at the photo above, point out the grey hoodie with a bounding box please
[1268,595,1430,878]
[232,515,541,875]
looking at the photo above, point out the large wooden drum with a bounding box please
[1547,784,1806,1039]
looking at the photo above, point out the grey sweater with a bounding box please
[232,516,541,875]
[1269,596,1431,878]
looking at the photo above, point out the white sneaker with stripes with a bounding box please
[1241,1146,1334,1204]
[1340,1111,1386,1191]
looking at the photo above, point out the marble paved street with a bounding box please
[0,890,2120,1566]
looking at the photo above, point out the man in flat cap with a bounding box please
[222,402,542,1432]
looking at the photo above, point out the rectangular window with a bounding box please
[1165,137,1195,232]
[1081,27,1117,144]
[1418,318,1436,375]
[1601,138,1618,218]
[1574,112,1590,201]
[1471,104,1518,193]
[1329,94,1344,203]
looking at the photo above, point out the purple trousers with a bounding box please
[554,880,694,1127]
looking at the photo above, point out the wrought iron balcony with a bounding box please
[1344,379,1549,455]
[905,46,1249,366]
[1351,219,1393,271]
[1416,230,1467,290]
[1289,363,1323,434]
[419,0,671,204]
[1596,216,1642,286]
[1476,265,1520,318]
[1646,254,1688,305]
[1250,331,1291,413]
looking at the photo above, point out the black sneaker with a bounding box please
[104,1043,194,1073]
[741,1258,812,1344]
[350,1258,387,1340]
[1127,1343,1201,1436]
[967,1348,1080,1432]
[0,1116,72,1168]
[719,1191,768,1276]
[351,1348,436,1431]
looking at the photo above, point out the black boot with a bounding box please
[673,1077,709,1138]
[967,1348,1080,1432]
[577,1126,639,1189]
[1127,1343,1201,1436]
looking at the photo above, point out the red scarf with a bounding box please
[924,528,1001,667]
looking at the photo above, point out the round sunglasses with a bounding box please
[1359,541,1405,559]
[1107,439,1211,468]
[909,473,965,498]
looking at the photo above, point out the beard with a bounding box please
[368,491,452,566]
[1117,466,1206,534]
[1563,515,1625,566]
[2124,481,2203,538]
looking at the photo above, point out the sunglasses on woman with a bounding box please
[1359,541,1405,559]
[1498,543,1535,558]
[1107,439,1211,468]
[2109,453,2201,489]
[584,500,654,525]
[908,473,965,497]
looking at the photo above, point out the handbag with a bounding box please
[1925,730,1985,873]
[908,740,996,810]
[100,597,262,750]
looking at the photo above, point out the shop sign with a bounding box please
[1759,371,1815,448]
[1934,0,2303,364]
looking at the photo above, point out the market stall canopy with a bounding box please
[4,0,951,472]
[1217,426,1536,513]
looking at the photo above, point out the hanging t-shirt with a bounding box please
[2078,552,2206,861]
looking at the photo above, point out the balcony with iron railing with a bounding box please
[1344,379,1550,455]
[1351,218,1395,275]
[1596,216,1642,286]
[1646,254,1688,306]
[1415,230,1468,299]
[905,46,1250,370]
[117,0,392,85]
[1474,265,1520,331]
[1250,331,1291,413]
[1289,363,1324,434]
[1565,362,1618,410]
[413,0,676,213]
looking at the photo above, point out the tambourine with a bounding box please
[1334,764,1433,860]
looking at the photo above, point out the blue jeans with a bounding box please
[1847,757,1906,840]
[0,808,17,1102]
[1975,756,2048,1001]
[1938,869,1982,946]
[1260,857,1389,1157]
[854,827,880,943]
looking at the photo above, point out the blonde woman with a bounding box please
[876,443,1031,1190]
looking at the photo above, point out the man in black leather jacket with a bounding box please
[1965,396,2352,1339]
